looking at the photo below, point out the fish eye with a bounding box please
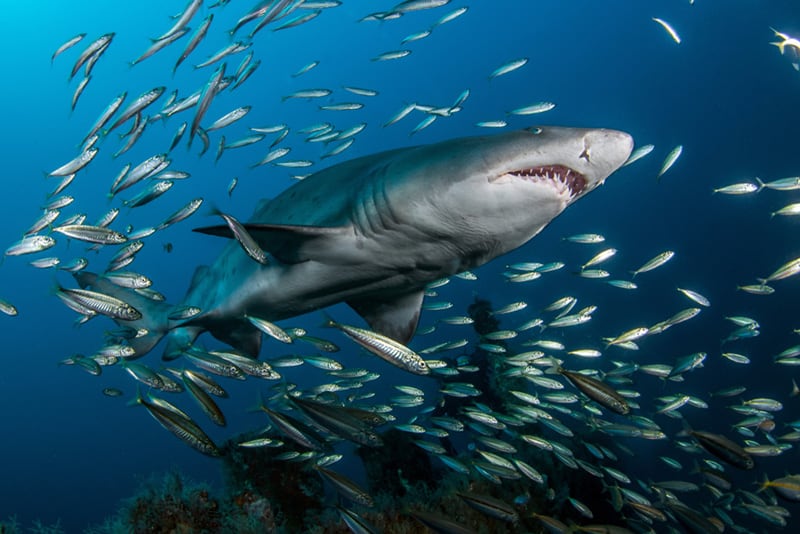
[525,127,542,134]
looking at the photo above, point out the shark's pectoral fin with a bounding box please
[347,290,424,345]
[209,321,263,358]
[193,223,352,264]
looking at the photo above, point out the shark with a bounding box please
[76,126,633,359]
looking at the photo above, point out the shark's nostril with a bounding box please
[508,165,587,197]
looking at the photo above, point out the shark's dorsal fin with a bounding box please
[193,223,351,264]
[347,290,424,345]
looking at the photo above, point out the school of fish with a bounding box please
[4,1,800,532]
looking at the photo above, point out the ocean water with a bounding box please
[1,0,800,532]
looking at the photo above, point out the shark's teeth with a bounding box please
[508,165,587,197]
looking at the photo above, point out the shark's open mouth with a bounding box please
[508,165,587,197]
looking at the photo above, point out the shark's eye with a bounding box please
[525,127,543,135]
[507,165,587,197]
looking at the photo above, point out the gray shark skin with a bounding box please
[78,126,633,359]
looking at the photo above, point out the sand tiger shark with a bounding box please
[77,126,633,359]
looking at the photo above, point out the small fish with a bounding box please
[631,250,675,277]
[558,367,630,415]
[343,87,378,97]
[763,176,800,191]
[182,370,226,426]
[657,145,682,180]
[292,61,319,77]
[391,0,450,13]
[136,392,220,456]
[107,87,166,133]
[246,315,292,343]
[564,233,605,244]
[314,465,374,507]
[771,203,800,218]
[0,298,18,316]
[207,106,251,132]
[124,181,174,208]
[677,287,710,307]
[457,492,519,523]
[48,147,98,177]
[622,144,654,166]
[653,17,681,44]
[158,198,203,230]
[56,285,141,321]
[282,89,332,101]
[5,235,56,256]
[105,271,152,289]
[508,101,555,115]
[492,301,528,315]
[489,57,528,79]
[207,209,269,265]
[174,14,214,73]
[372,49,411,61]
[761,256,800,283]
[52,33,86,63]
[324,316,429,375]
[713,178,764,195]
[271,10,322,32]
[737,284,775,295]
[431,6,468,27]
[384,103,417,127]
[252,147,290,167]
[476,120,507,128]
[582,247,617,269]
[54,224,127,245]
[604,326,649,347]
[320,102,364,111]
[401,30,431,44]
[195,41,250,69]
[607,279,637,289]
[689,428,754,469]
[70,33,114,80]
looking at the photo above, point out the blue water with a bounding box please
[2,0,800,531]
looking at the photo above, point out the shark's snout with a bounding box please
[582,129,634,181]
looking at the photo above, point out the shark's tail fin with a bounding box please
[74,271,172,359]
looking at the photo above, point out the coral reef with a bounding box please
[222,442,322,532]
[356,428,433,499]
[0,517,64,534]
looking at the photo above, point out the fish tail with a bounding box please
[320,311,337,329]
[676,418,693,438]
[127,386,145,408]
[755,176,765,191]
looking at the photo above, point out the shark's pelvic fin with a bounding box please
[347,290,424,345]
[210,322,263,358]
[193,222,351,263]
